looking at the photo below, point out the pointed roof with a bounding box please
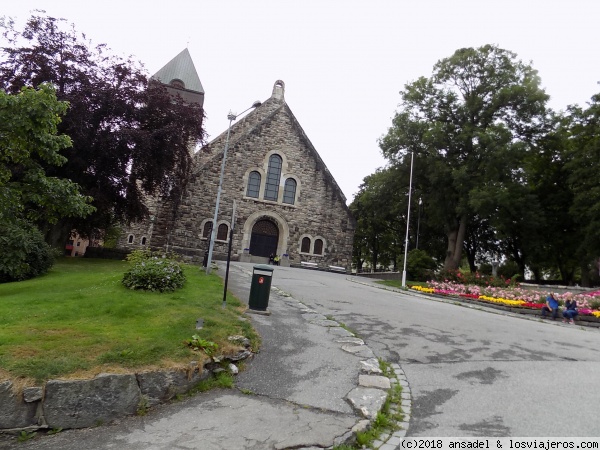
[152,48,204,94]
[199,80,349,206]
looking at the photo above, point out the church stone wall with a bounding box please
[163,95,355,270]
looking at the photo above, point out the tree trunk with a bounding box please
[530,265,543,283]
[370,236,379,272]
[580,261,591,288]
[465,249,476,273]
[444,215,468,271]
[44,220,73,249]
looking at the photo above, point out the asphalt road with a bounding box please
[260,264,600,437]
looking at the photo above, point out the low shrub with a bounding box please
[497,260,521,280]
[0,220,56,283]
[434,268,518,288]
[122,250,186,292]
[406,249,438,281]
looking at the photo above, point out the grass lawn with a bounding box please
[0,257,259,384]
[376,279,428,289]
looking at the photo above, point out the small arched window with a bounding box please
[217,224,229,241]
[170,79,185,89]
[301,237,311,253]
[202,221,213,238]
[282,178,297,205]
[246,171,261,198]
[127,234,134,244]
[141,236,147,246]
[314,239,323,255]
[264,154,282,201]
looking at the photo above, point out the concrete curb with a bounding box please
[269,285,412,449]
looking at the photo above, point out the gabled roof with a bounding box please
[152,48,204,94]
[198,80,349,207]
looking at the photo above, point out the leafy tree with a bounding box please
[462,215,498,273]
[0,84,94,225]
[562,95,600,285]
[379,45,549,271]
[350,167,407,271]
[520,121,581,284]
[0,13,206,246]
[0,84,94,281]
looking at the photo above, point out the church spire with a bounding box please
[152,49,204,107]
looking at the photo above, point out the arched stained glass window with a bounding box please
[282,178,297,205]
[217,224,228,241]
[314,239,323,255]
[264,154,282,201]
[202,221,213,238]
[301,237,311,253]
[246,171,261,198]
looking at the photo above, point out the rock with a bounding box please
[346,386,389,419]
[327,327,355,337]
[43,373,141,429]
[227,349,253,362]
[360,358,383,374]
[341,344,375,358]
[335,337,364,345]
[228,335,251,348]
[352,419,371,433]
[302,313,327,321]
[23,387,43,403]
[358,375,391,390]
[228,364,239,375]
[0,381,38,429]
[137,368,210,406]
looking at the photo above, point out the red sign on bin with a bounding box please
[258,277,264,284]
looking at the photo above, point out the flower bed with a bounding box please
[410,282,600,319]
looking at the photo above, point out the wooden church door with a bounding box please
[249,219,279,257]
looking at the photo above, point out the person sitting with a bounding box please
[541,293,560,320]
[273,255,280,266]
[268,253,274,265]
[562,297,578,324]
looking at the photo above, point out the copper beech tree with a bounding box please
[0,13,206,246]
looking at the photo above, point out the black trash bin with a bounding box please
[249,264,274,311]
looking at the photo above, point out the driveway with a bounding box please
[260,264,600,437]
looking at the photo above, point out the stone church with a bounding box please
[118,49,355,270]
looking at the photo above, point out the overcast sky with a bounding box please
[3,1,600,203]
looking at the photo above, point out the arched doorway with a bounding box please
[250,219,279,257]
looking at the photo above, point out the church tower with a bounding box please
[151,48,204,107]
[116,49,205,251]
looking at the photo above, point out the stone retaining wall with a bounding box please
[0,365,208,431]
[355,272,403,280]
[0,349,252,432]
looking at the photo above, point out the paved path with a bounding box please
[4,262,600,449]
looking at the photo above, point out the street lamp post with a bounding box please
[416,197,422,250]
[222,200,237,308]
[205,101,261,275]
[402,151,414,288]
